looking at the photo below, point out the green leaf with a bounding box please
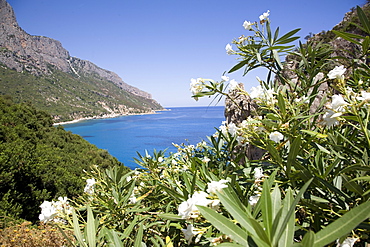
[216,189,257,236]
[287,136,302,176]
[300,130,327,138]
[302,231,316,247]
[275,28,301,45]
[134,223,144,247]
[197,205,249,246]
[72,209,87,247]
[357,6,370,34]
[350,176,370,182]
[362,36,370,53]
[277,93,286,116]
[229,60,249,73]
[274,179,313,244]
[266,142,283,166]
[332,30,362,45]
[86,206,97,246]
[158,213,184,221]
[261,180,273,240]
[217,243,243,247]
[276,189,295,247]
[314,201,370,247]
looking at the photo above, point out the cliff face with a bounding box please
[0,0,151,99]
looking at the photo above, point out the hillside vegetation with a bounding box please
[0,95,127,221]
[0,65,162,123]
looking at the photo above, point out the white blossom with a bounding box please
[248,194,260,206]
[322,109,340,128]
[228,122,238,137]
[39,197,71,223]
[259,10,270,22]
[221,75,229,81]
[182,224,201,244]
[330,94,348,112]
[357,91,370,102]
[249,85,264,99]
[225,43,234,55]
[158,157,164,162]
[219,121,228,136]
[236,135,248,146]
[269,131,284,143]
[190,78,204,96]
[253,167,264,180]
[228,79,239,92]
[39,201,57,223]
[84,178,96,195]
[206,180,228,194]
[327,65,346,80]
[178,191,212,220]
[202,157,210,164]
[243,20,253,30]
[339,238,358,247]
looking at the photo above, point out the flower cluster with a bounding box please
[39,197,72,223]
[84,178,96,195]
[178,180,227,219]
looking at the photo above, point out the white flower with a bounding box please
[225,43,234,55]
[84,178,96,195]
[253,167,264,180]
[202,157,210,164]
[243,20,253,30]
[228,79,239,92]
[322,109,340,128]
[357,91,370,102]
[178,191,212,220]
[228,122,238,137]
[249,85,264,99]
[219,121,228,136]
[221,75,229,81]
[158,157,164,162]
[327,65,346,80]
[236,135,248,146]
[339,238,358,247]
[259,10,270,22]
[190,78,203,96]
[182,224,200,244]
[269,131,284,143]
[129,195,137,204]
[249,195,260,206]
[206,180,228,194]
[39,201,57,223]
[330,94,348,112]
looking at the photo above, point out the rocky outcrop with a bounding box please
[0,0,151,99]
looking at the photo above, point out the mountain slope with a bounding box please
[0,0,163,122]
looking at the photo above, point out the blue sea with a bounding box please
[63,106,225,169]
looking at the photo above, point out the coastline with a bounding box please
[53,109,168,126]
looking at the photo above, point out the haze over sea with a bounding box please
[63,106,225,169]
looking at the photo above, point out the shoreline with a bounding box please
[53,109,168,126]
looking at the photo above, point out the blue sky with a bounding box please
[7,0,365,107]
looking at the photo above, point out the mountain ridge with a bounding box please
[0,0,163,122]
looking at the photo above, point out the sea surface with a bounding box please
[63,106,225,169]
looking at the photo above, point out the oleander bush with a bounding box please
[38,6,370,247]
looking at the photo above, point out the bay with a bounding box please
[63,106,225,169]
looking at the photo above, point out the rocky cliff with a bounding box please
[0,0,162,122]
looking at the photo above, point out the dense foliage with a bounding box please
[0,65,162,122]
[35,6,370,247]
[0,95,126,221]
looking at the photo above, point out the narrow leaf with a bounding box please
[86,206,96,246]
[197,205,249,246]
[314,201,370,247]
[134,223,144,247]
